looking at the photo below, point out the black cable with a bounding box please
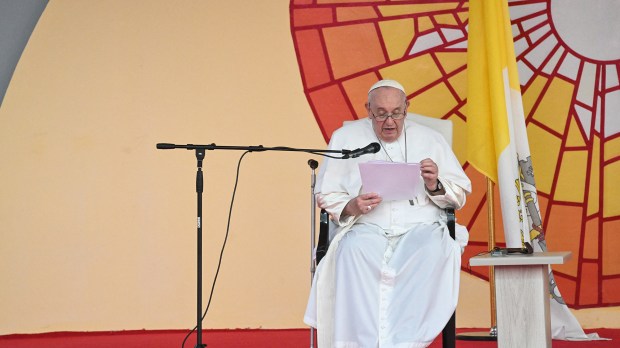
[308,151,344,159]
[181,150,251,348]
[177,148,347,347]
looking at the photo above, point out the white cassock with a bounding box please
[304,118,471,348]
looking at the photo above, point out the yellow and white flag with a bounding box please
[467,0,591,340]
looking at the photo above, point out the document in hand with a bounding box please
[358,160,421,201]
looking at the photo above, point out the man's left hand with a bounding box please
[420,158,439,191]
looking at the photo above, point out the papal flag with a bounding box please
[466,0,595,340]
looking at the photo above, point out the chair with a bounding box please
[315,113,457,348]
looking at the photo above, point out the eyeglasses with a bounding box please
[371,110,407,121]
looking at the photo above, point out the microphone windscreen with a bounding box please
[308,159,319,169]
[156,143,176,149]
[370,142,381,153]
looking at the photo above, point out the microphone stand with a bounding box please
[307,159,318,348]
[157,143,355,157]
[156,142,354,348]
[195,148,205,348]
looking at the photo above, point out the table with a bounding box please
[469,251,572,348]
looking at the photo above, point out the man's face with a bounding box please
[366,87,408,143]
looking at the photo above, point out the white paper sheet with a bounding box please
[359,161,421,201]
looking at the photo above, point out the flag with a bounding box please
[466,0,591,340]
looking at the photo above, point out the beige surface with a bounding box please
[495,265,551,347]
[469,252,572,266]
[0,0,617,334]
[0,0,322,333]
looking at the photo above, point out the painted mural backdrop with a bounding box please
[290,0,620,308]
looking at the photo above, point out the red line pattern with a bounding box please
[290,0,620,308]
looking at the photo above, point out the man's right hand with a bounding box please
[343,192,382,217]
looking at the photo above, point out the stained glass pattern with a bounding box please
[290,0,620,308]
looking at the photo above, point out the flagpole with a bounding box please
[487,178,498,336]
[456,178,498,341]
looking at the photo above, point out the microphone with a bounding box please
[491,241,534,256]
[156,143,176,149]
[348,142,380,158]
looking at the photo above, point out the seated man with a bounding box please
[304,80,471,348]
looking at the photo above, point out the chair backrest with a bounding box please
[407,112,453,147]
